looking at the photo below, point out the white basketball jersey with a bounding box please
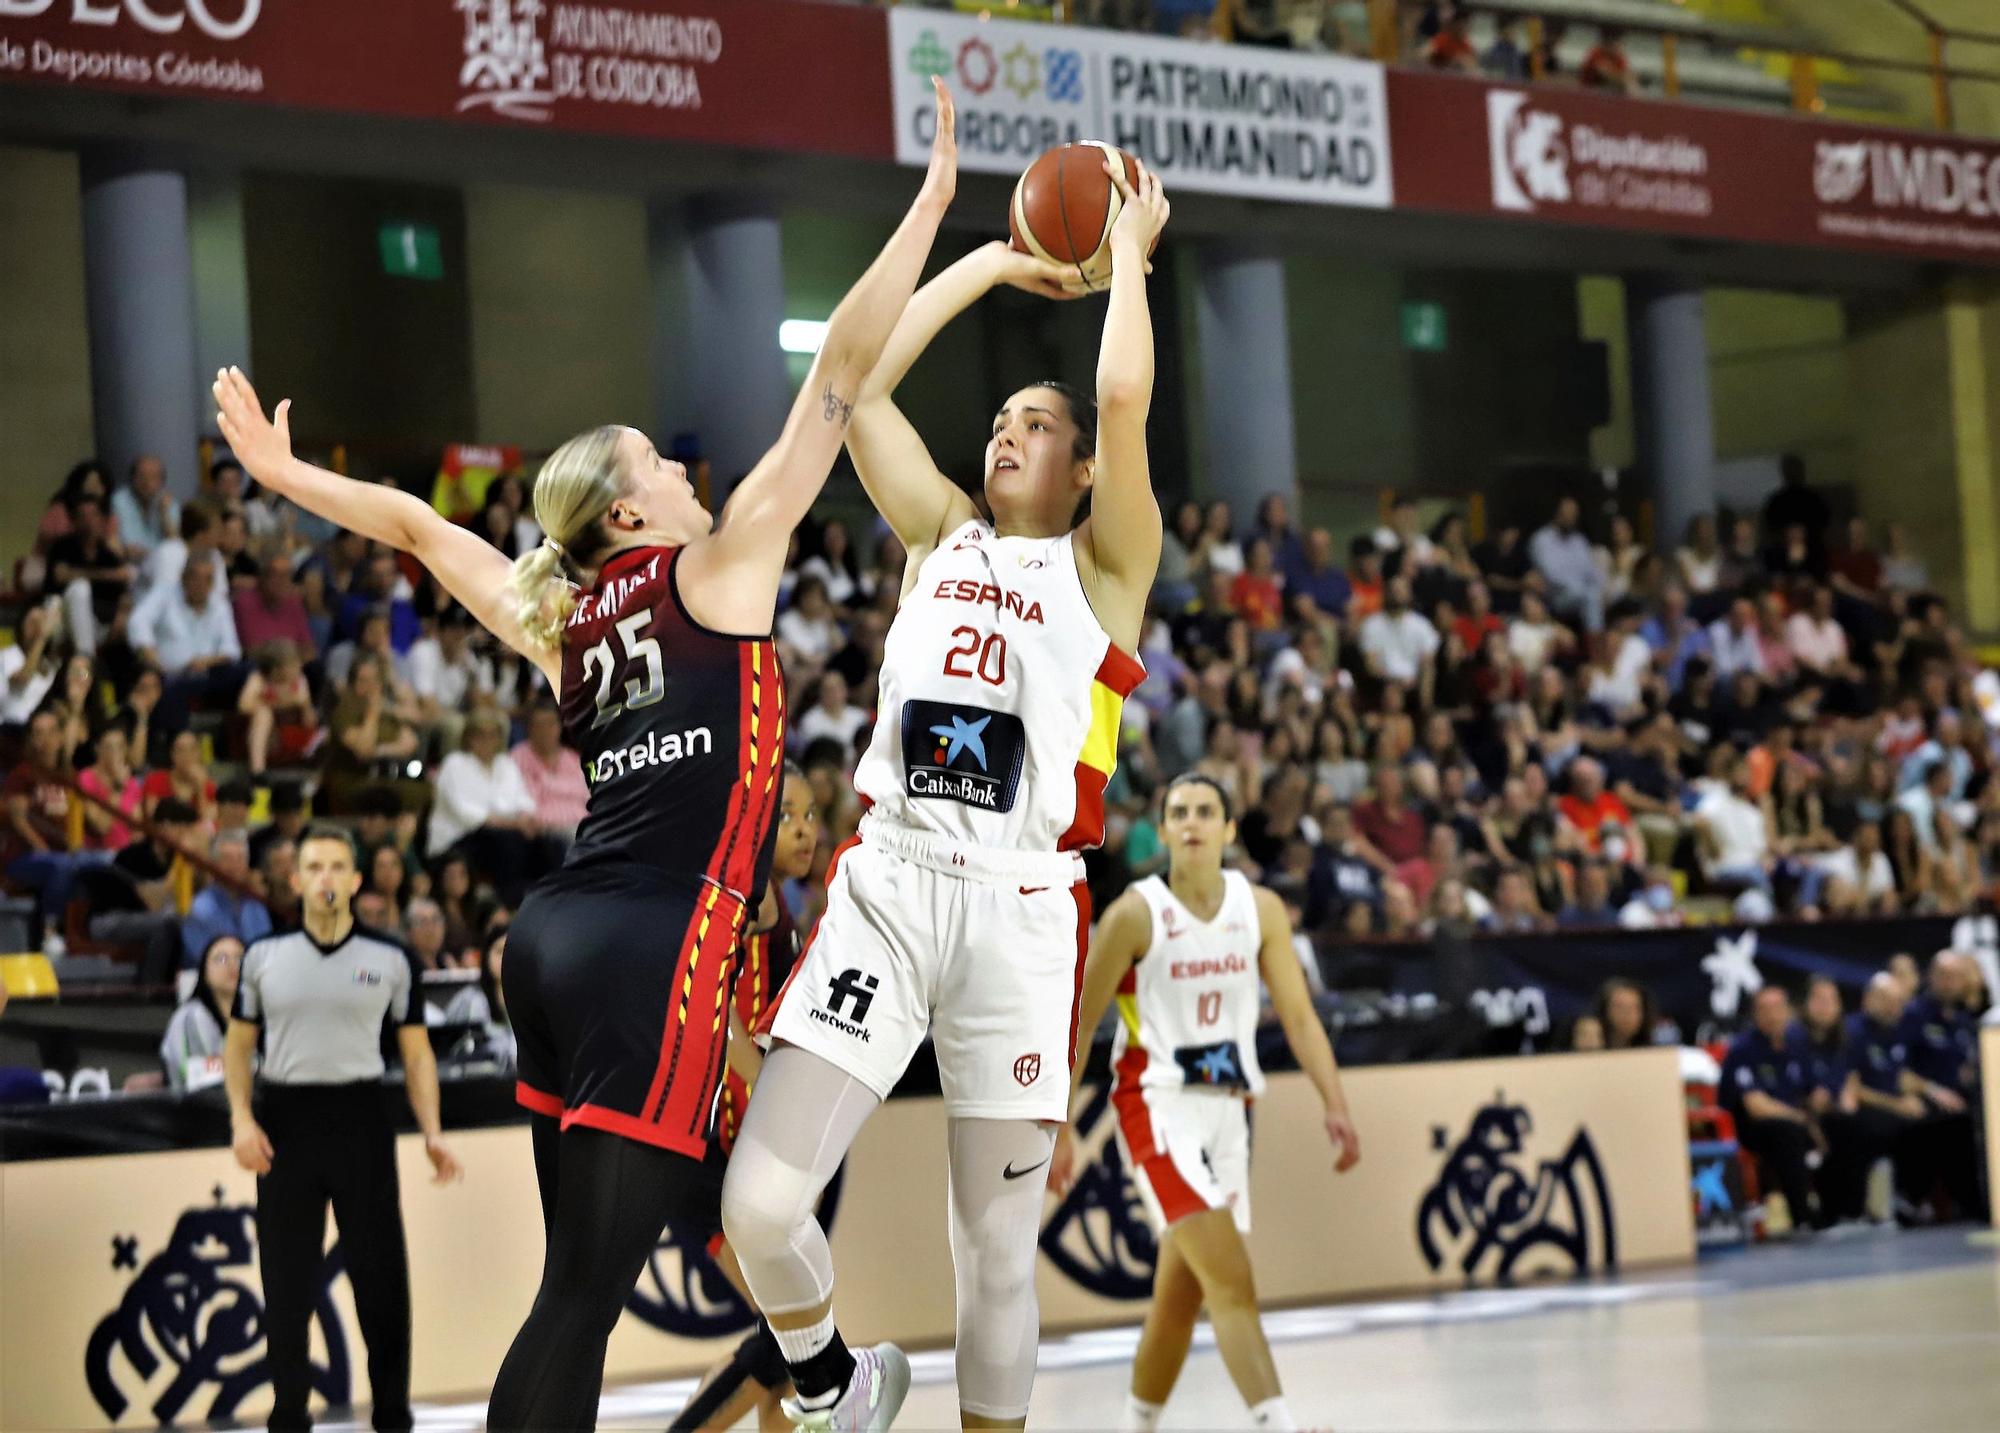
[854,519,1144,853]
[1111,873,1267,1096]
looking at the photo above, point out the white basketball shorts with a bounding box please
[763,815,1090,1122]
[1112,1083,1252,1233]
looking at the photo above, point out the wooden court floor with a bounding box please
[329,1226,2000,1431]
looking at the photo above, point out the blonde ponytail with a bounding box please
[508,424,629,650]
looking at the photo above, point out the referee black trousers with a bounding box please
[256,1083,413,1432]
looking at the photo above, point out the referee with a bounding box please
[224,825,462,1432]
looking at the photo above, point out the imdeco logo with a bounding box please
[1815,141,1870,204]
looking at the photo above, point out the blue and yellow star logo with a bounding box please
[929,714,992,770]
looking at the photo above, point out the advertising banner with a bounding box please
[1,1055,1691,1428]
[0,0,892,158]
[1390,69,2000,266]
[887,7,1392,208]
[1324,913,1985,1045]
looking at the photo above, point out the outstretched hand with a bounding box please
[920,77,958,212]
[1105,158,1170,272]
[212,367,296,487]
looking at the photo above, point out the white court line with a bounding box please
[332,1278,1676,1429]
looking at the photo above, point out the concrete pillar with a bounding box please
[1627,275,1718,557]
[188,170,253,415]
[80,161,201,499]
[649,195,789,499]
[1191,244,1298,523]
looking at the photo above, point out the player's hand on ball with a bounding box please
[425,1134,464,1185]
[982,241,1082,301]
[1047,1127,1081,1197]
[212,367,295,485]
[920,77,958,211]
[1325,1109,1361,1173]
[1105,158,1169,272]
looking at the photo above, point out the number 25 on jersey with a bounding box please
[582,612,665,728]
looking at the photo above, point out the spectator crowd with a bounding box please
[0,443,1994,1224]
[1060,0,1650,97]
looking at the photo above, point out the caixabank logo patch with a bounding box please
[1415,1095,1616,1283]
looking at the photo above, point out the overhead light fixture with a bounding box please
[780,319,828,354]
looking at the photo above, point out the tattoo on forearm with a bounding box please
[821,384,855,429]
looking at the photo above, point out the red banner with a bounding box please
[0,0,892,159]
[1389,68,2000,266]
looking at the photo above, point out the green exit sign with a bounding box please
[1402,300,1447,353]
[378,222,443,280]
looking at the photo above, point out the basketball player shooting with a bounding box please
[718,157,1170,1432]
[1051,773,1362,1432]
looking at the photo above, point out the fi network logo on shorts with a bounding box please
[809,968,879,1043]
[1489,90,1571,212]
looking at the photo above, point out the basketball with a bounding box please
[1009,141,1144,294]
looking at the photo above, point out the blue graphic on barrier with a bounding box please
[1692,1160,1734,1218]
[1415,1096,1617,1282]
[84,1195,351,1423]
[626,1169,846,1337]
[1038,1083,1157,1300]
[1044,49,1084,103]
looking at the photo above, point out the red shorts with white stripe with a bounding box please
[1112,1084,1252,1234]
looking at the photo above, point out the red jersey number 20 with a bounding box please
[942,625,1007,688]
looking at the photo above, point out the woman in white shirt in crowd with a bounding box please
[1,600,64,725]
[428,709,556,906]
[160,934,243,1094]
[791,669,871,758]
[1597,514,1645,602]
[796,518,870,610]
[1674,513,1722,595]
[1200,498,1245,576]
[773,573,845,679]
[1507,589,1572,675]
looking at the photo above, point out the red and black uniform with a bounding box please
[717,891,801,1156]
[506,545,786,1157]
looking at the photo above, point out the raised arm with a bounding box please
[847,243,1072,557]
[676,80,960,632]
[1076,161,1171,654]
[1048,888,1151,1196]
[212,368,556,689]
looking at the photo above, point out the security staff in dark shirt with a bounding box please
[1798,975,1848,1110]
[1818,975,1926,1221]
[1896,952,1987,1222]
[224,826,462,1431]
[1720,985,1829,1234]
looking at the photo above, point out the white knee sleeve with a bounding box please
[947,1118,1055,1420]
[719,1047,878,1316]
